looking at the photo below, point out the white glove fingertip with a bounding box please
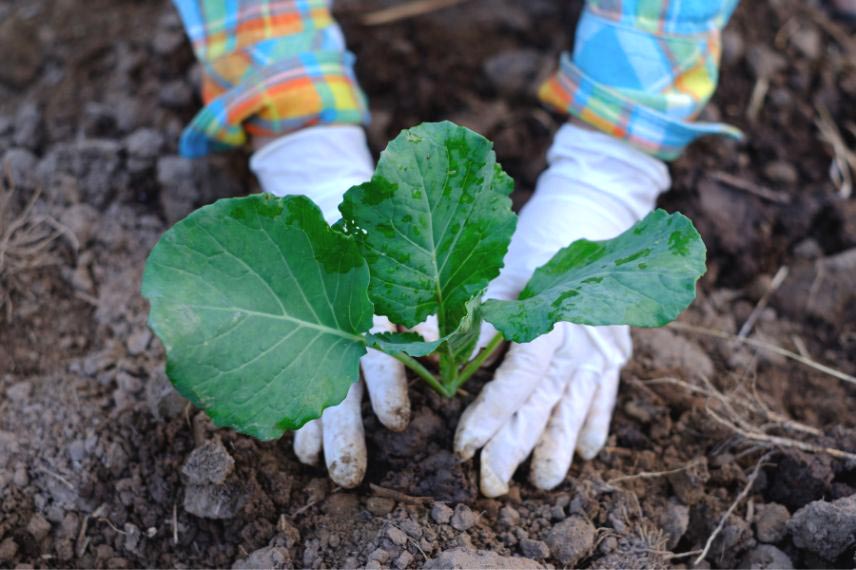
[294,419,322,466]
[576,368,621,460]
[322,382,367,488]
[479,449,511,498]
[530,369,598,490]
[365,316,411,431]
[454,330,563,459]
[363,352,410,432]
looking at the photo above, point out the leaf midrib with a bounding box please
[175,303,364,342]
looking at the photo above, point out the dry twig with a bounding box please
[607,460,701,485]
[668,322,856,386]
[369,483,432,504]
[707,408,856,462]
[815,103,856,198]
[0,183,75,319]
[694,452,773,566]
[737,266,789,338]
[362,0,470,26]
[708,171,790,204]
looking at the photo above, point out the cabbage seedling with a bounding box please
[142,122,706,440]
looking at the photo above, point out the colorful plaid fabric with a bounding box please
[173,0,369,157]
[539,0,743,160]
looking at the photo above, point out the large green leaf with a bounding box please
[338,121,516,336]
[482,210,706,343]
[142,194,373,441]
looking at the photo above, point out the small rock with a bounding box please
[754,503,790,543]
[634,328,714,379]
[668,457,710,505]
[124,128,164,173]
[146,369,189,420]
[791,26,821,60]
[709,516,756,568]
[39,140,123,209]
[82,102,118,138]
[395,550,414,569]
[323,493,359,517]
[431,503,453,524]
[152,12,187,56]
[793,238,823,259]
[27,513,52,541]
[368,548,390,563]
[67,439,87,463]
[13,102,43,150]
[450,504,477,531]
[2,148,38,190]
[424,548,543,569]
[0,18,43,89]
[788,494,856,560]
[722,28,745,65]
[6,381,32,402]
[519,538,550,560]
[763,161,798,185]
[183,481,247,519]
[545,515,595,566]
[386,526,408,546]
[60,204,100,247]
[739,544,793,569]
[0,538,18,562]
[366,496,395,516]
[182,440,235,485]
[498,505,521,527]
[123,523,141,555]
[747,45,786,78]
[483,49,542,97]
[159,80,194,109]
[659,500,689,549]
[13,464,29,487]
[116,372,143,394]
[398,518,422,539]
[232,546,291,569]
[126,328,152,356]
[157,155,197,225]
[774,249,856,329]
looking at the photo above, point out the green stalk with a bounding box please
[391,353,448,396]
[448,333,503,394]
[438,351,458,392]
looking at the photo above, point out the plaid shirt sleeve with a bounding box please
[172,0,369,157]
[539,0,743,160]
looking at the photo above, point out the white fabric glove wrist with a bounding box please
[250,124,374,223]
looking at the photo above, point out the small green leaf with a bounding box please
[441,296,483,364]
[339,121,516,338]
[364,332,442,357]
[142,194,373,441]
[482,210,706,343]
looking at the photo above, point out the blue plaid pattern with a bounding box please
[540,0,743,160]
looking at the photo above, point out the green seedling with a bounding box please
[142,121,706,440]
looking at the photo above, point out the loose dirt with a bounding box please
[1,0,855,568]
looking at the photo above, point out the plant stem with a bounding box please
[392,353,448,396]
[449,333,503,394]
[438,351,458,391]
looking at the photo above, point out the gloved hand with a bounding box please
[250,125,409,488]
[456,123,670,497]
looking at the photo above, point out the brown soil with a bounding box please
[1,0,855,568]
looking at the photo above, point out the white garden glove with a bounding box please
[250,125,409,488]
[457,123,670,497]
